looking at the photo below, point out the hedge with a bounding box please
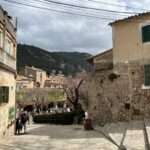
[33,112,75,125]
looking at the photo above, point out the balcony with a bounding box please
[0,49,16,71]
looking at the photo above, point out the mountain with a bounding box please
[17,44,91,75]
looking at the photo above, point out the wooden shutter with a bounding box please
[0,86,9,103]
[3,87,9,103]
[142,25,150,43]
[0,87,3,103]
[144,65,150,86]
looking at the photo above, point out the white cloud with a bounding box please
[0,0,148,54]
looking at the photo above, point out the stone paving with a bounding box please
[0,120,150,150]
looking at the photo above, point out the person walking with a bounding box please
[83,111,93,130]
[15,116,22,135]
[20,111,27,134]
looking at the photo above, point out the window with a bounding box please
[144,64,150,86]
[10,42,14,56]
[0,86,9,103]
[5,38,11,54]
[125,103,130,110]
[12,44,16,57]
[142,25,150,43]
[5,36,14,56]
[0,30,3,48]
[40,73,42,82]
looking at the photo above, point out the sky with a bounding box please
[0,0,148,54]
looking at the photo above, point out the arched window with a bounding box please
[142,25,150,43]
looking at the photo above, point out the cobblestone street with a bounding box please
[0,120,150,150]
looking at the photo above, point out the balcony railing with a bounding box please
[0,49,16,71]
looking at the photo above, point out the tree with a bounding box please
[64,76,84,110]
[78,78,89,110]
[64,72,88,123]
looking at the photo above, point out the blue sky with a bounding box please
[0,0,148,54]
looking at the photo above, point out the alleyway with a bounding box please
[0,120,150,150]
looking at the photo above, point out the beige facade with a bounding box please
[24,66,47,88]
[44,74,67,89]
[16,75,34,90]
[0,6,17,137]
[86,12,150,124]
[87,49,113,72]
[111,14,150,72]
[111,14,150,120]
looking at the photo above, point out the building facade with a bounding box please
[44,73,67,89]
[0,6,17,137]
[16,75,34,91]
[111,13,150,120]
[24,66,47,88]
[86,12,150,124]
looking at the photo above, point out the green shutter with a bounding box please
[142,25,150,43]
[3,87,9,103]
[0,87,2,103]
[144,65,150,86]
[0,86,9,103]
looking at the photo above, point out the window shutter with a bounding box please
[0,87,2,103]
[142,25,150,43]
[144,65,150,86]
[0,86,9,104]
[3,87,9,103]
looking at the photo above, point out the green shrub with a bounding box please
[33,112,75,125]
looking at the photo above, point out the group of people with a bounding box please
[15,111,29,135]
[32,102,72,114]
[19,101,73,116]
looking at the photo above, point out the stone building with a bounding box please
[44,73,67,89]
[87,50,131,124]
[86,12,150,124]
[16,75,34,91]
[0,6,17,137]
[24,66,47,88]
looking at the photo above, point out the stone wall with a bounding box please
[128,62,150,120]
[0,68,16,138]
[85,61,150,125]
[86,69,131,125]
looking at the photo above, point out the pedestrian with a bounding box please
[26,111,30,124]
[20,112,27,134]
[15,117,22,135]
[83,111,93,130]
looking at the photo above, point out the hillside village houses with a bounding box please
[16,66,67,106]
[24,66,47,88]
[44,71,67,89]
[87,12,150,124]
[16,75,34,91]
[17,66,67,90]
[0,6,17,137]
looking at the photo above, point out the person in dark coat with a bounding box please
[15,117,22,135]
[20,112,27,133]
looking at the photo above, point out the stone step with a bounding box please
[123,121,145,150]
[99,121,146,150]
[143,119,150,150]
[103,122,128,147]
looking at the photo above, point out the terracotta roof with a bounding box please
[109,11,150,25]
